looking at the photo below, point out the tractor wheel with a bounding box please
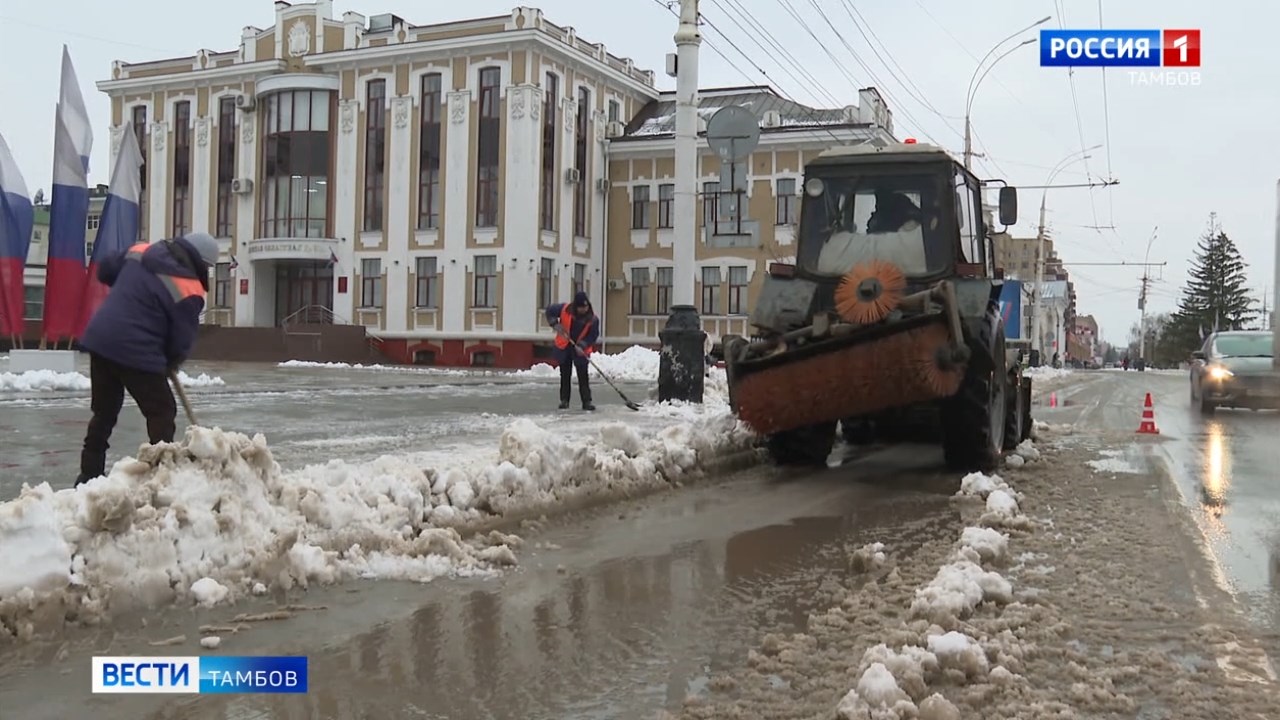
[767,422,837,466]
[1003,369,1024,451]
[1019,377,1033,442]
[942,318,1008,473]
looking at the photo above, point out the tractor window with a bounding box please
[955,173,980,265]
[797,173,949,278]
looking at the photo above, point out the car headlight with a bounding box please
[1207,366,1234,381]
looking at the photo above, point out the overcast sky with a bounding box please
[1,0,1273,345]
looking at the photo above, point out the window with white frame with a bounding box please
[630,267,650,315]
[657,184,674,229]
[214,263,232,308]
[473,255,497,307]
[776,178,797,225]
[415,256,438,308]
[360,258,383,308]
[539,257,554,309]
[727,265,749,314]
[573,263,586,295]
[631,185,650,229]
[656,266,673,315]
[701,266,721,316]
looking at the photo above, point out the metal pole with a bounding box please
[1031,194,1047,362]
[657,0,707,404]
[1273,180,1280,367]
[673,0,700,308]
[963,116,972,170]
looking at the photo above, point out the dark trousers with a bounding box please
[559,351,592,405]
[80,353,177,480]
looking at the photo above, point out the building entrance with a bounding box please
[275,260,334,325]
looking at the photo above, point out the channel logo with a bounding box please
[91,656,308,694]
[1040,29,1200,67]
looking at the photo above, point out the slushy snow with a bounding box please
[0,407,754,640]
[0,369,224,392]
[277,359,477,375]
[515,345,667,382]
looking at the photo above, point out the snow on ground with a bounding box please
[515,345,668,383]
[0,369,224,392]
[0,397,756,641]
[277,359,482,375]
[681,427,1280,720]
[1023,366,1072,381]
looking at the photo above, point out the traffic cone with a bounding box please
[1136,392,1160,434]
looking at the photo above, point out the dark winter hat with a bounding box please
[573,291,590,307]
[183,232,220,266]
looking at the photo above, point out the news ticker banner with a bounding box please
[92,656,308,694]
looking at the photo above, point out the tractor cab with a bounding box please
[791,142,1017,286]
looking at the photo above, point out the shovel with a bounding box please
[554,325,642,411]
[169,369,199,426]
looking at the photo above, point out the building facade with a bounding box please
[21,185,109,333]
[94,2,895,367]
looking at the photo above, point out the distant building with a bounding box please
[93,1,898,368]
[21,184,109,333]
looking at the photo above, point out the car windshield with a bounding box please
[1214,333,1273,357]
[796,173,950,278]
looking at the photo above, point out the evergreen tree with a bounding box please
[1166,213,1257,355]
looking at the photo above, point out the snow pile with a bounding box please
[1024,366,1072,380]
[515,344,664,382]
[278,359,474,375]
[1087,449,1141,474]
[0,369,90,392]
[835,462,1036,716]
[0,412,755,640]
[0,369,225,392]
[1011,439,1041,462]
[849,541,888,573]
[177,371,225,387]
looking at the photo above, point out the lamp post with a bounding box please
[963,15,1052,169]
[1031,146,1101,362]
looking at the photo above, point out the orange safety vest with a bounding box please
[126,241,207,303]
[555,305,595,350]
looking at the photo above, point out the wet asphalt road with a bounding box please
[0,359,655,499]
[1033,369,1280,645]
[0,437,963,720]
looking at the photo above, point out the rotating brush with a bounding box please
[834,260,907,325]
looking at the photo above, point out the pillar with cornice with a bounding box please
[556,95,577,300]
[333,97,359,316]
[442,89,471,334]
[148,121,168,241]
[384,94,414,332]
[191,116,212,235]
[501,83,543,335]
[232,110,259,324]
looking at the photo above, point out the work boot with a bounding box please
[558,401,569,410]
[74,473,92,487]
[582,402,596,411]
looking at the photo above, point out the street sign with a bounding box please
[706,106,761,161]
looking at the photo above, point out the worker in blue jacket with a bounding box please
[545,290,600,411]
[75,232,219,486]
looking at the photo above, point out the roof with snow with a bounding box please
[618,85,867,140]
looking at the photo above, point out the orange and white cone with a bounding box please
[1136,392,1160,434]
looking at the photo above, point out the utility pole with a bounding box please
[1138,273,1151,362]
[1030,195,1048,364]
[658,0,706,403]
[1273,180,1280,367]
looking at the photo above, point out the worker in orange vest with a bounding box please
[75,232,219,487]
[545,291,600,411]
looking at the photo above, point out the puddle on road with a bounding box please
[133,473,955,720]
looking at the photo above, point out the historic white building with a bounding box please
[95,2,896,367]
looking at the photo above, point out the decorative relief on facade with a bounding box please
[392,96,411,128]
[109,126,123,160]
[593,109,606,141]
[339,100,356,133]
[562,97,576,133]
[530,92,541,122]
[509,87,526,120]
[449,91,468,125]
[151,122,166,152]
[241,120,254,145]
[288,20,311,57]
[195,117,210,146]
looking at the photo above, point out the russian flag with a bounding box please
[0,132,35,338]
[75,121,142,337]
[43,46,94,342]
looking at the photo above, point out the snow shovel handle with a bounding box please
[552,323,641,410]
[169,370,198,426]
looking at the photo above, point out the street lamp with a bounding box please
[1030,145,1102,362]
[963,15,1052,169]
